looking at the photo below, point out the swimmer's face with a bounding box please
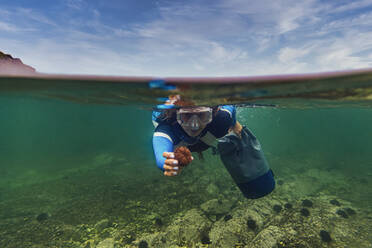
[176,107,212,137]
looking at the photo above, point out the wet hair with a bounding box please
[157,109,177,123]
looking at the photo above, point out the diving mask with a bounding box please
[176,107,213,130]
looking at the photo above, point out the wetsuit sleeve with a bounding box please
[152,124,175,171]
[208,105,237,138]
[220,105,236,126]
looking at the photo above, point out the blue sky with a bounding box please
[1,0,372,76]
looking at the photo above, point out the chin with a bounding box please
[186,130,202,137]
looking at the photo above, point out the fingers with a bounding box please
[164,168,180,176]
[163,152,175,159]
[163,159,180,176]
[162,151,194,176]
[228,121,242,138]
[164,170,179,176]
[234,121,243,138]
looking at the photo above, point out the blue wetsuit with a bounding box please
[152,105,236,171]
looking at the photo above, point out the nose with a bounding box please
[189,115,200,131]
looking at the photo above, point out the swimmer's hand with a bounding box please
[162,152,193,176]
[229,121,243,138]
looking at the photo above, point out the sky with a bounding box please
[1,0,372,76]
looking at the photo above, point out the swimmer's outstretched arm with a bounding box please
[153,133,188,176]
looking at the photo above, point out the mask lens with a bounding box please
[198,111,212,124]
[176,107,213,127]
[181,113,193,122]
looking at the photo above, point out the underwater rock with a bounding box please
[200,233,211,244]
[345,207,356,216]
[174,146,192,167]
[206,183,220,195]
[336,209,348,218]
[224,214,232,221]
[82,239,95,248]
[136,188,371,248]
[93,153,115,167]
[58,225,83,242]
[247,219,257,230]
[200,198,233,216]
[138,240,148,248]
[273,204,282,213]
[300,208,310,217]
[284,203,293,209]
[164,209,211,246]
[139,208,212,247]
[209,207,263,247]
[319,230,332,242]
[251,225,284,248]
[210,220,248,247]
[330,199,341,206]
[36,213,49,222]
[279,168,345,199]
[96,238,115,248]
[154,217,163,227]
[95,219,110,232]
[302,199,313,208]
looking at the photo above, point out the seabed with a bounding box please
[0,151,372,248]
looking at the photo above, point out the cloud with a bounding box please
[328,0,372,13]
[218,0,320,34]
[314,32,372,70]
[278,47,311,63]
[321,11,372,33]
[206,42,248,63]
[0,21,19,32]
[66,0,85,10]
[15,8,57,26]
[274,28,372,73]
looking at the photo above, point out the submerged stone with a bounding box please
[224,214,232,221]
[36,213,49,222]
[155,217,163,226]
[247,219,257,230]
[95,219,110,232]
[284,203,293,209]
[345,207,356,216]
[201,234,211,244]
[330,199,341,206]
[273,204,282,213]
[336,209,348,218]
[200,199,233,216]
[97,238,115,248]
[302,199,313,208]
[300,208,310,217]
[277,240,287,248]
[138,240,148,248]
[161,237,166,243]
[319,230,332,242]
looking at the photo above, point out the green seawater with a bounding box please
[1,95,372,248]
